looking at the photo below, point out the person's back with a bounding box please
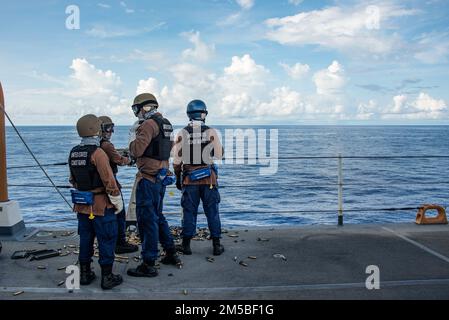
[69,114,123,290]
[127,93,181,278]
[173,100,224,256]
[129,112,172,181]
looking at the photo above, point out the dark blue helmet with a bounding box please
[187,100,208,121]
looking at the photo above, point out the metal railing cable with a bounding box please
[0,103,73,210]
[7,162,68,170]
[30,206,427,225]
[8,180,449,190]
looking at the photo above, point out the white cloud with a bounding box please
[218,12,242,26]
[257,87,304,116]
[236,0,254,10]
[131,53,447,123]
[414,32,449,64]
[181,31,215,62]
[69,58,121,97]
[133,54,352,121]
[383,93,447,119]
[86,25,138,38]
[120,1,135,14]
[136,78,160,96]
[137,63,217,117]
[217,54,269,116]
[219,93,253,117]
[265,4,418,54]
[357,99,378,119]
[280,62,310,79]
[288,0,303,5]
[391,94,407,113]
[8,59,134,124]
[413,92,446,113]
[224,54,268,78]
[86,22,165,39]
[98,3,110,9]
[313,61,346,95]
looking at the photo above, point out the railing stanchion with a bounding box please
[338,153,344,226]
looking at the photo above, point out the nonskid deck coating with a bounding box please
[0,223,449,300]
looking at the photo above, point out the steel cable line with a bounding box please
[30,206,427,225]
[1,103,73,210]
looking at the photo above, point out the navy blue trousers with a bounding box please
[136,178,175,263]
[181,185,221,238]
[78,208,117,266]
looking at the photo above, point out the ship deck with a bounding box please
[1,223,449,300]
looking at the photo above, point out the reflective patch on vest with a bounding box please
[163,124,173,137]
[189,131,208,145]
[71,159,87,166]
[71,151,88,158]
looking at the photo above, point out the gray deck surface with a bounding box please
[1,223,449,300]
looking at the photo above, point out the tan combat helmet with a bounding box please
[132,93,159,116]
[98,115,115,135]
[99,116,113,125]
[76,114,101,137]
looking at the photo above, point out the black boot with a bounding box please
[80,262,96,285]
[127,261,158,277]
[213,237,224,256]
[115,240,139,254]
[175,237,192,255]
[160,248,182,265]
[101,265,123,290]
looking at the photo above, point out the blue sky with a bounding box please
[1,0,449,125]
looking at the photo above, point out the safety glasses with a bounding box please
[131,99,158,117]
[131,104,141,117]
[102,123,115,133]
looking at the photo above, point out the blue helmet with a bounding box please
[187,100,208,121]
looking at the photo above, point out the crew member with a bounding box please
[126,93,181,278]
[99,115,138,254]
[69,114,123,290]
[173,100,224,256]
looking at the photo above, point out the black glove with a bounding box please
[128,157,137,167]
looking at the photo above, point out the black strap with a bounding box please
[133,99,158,108]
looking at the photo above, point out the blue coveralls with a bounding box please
[181,185,221,238]
[78,208,117,266]
[136,178,175,263]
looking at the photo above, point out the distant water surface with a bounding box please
[5,125,449,228]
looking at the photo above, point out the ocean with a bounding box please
[5,125,449,229]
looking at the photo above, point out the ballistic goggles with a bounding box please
[131,99,159,117]
[101,123,115,133]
